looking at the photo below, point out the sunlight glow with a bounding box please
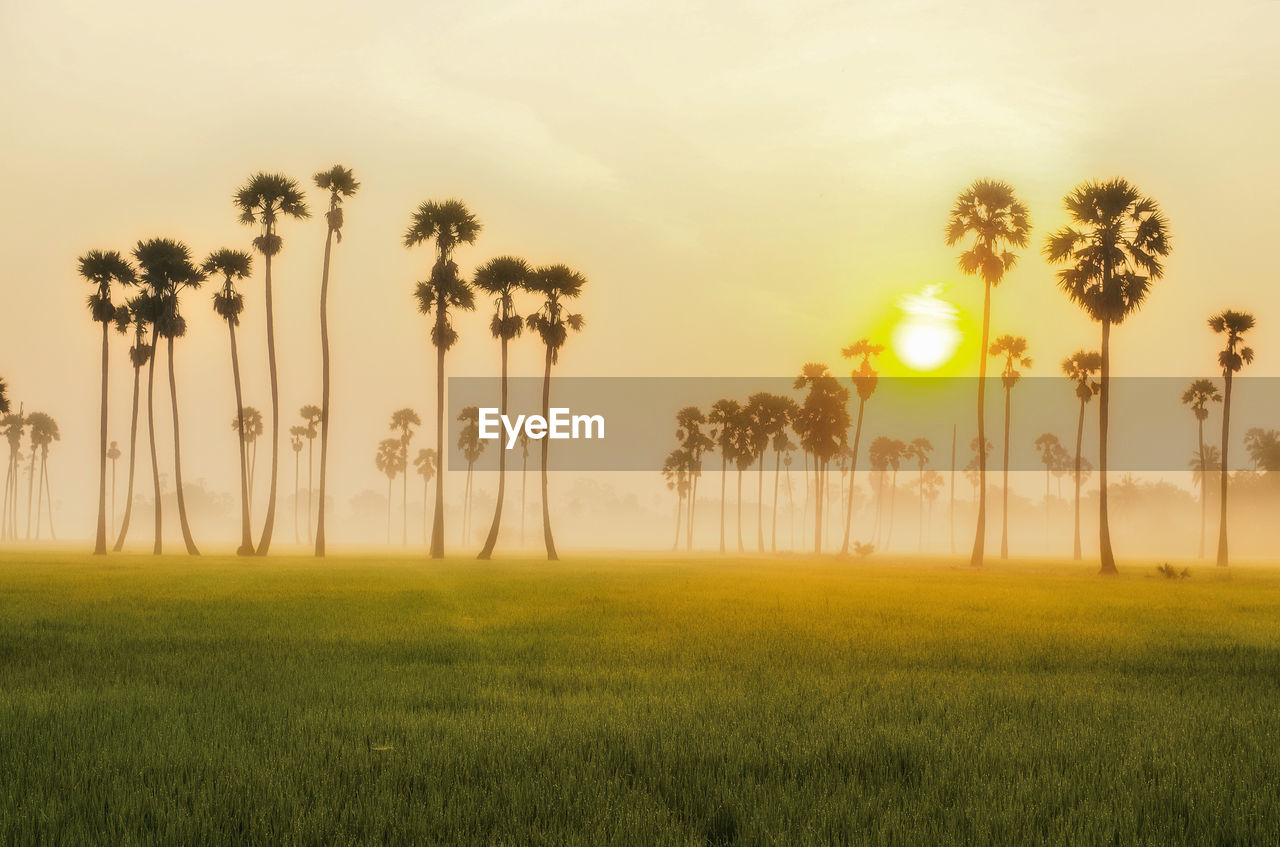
[891,285,962,371]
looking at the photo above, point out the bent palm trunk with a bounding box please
[257,246,281,555]
[429,338,446,559]
[970,280,991,567]
[840,399,866,555]
[539,347,559,561]
[1216,371,1232,567]
[316,224,335,556]
[478,335,511,559]
[1000,385,1011,559]
[1097,318,1117,575]
[228,321,254,555]
[168,337,199,555]
[113,363,142,551]
[94,321,109,554]
[147,328,162,554]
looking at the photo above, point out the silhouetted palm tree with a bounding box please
[0,403,20,541]
[676,407,713,551]
[707,399,743,554]
[919,469,944,547]
[112,297,151,551]
[1061,350,1101,560]
[300,404,321,543]
[989,334,1031,559]
[456,406,485,543]
[1181,378,1221,558]
[27,412,59,540]
[473,256,532,560]
[235,406,265,514]
[406,199,481,558]
[839,339,882,555]
[1243,428,1280,471]
[947,179,1031,567]
[1034,432,1064,547]
[868,437,895,548]
[290,426,306,542]
[107,440,120,536]
[525,264,586,561]
[1045,179,1170,575]
[236,173,310,556]
[793,364,851,554]
[1190,445,1220,494]
[375,437,404,544]
[662,448,692,549]
[206,248,256,555]
[1210,310,1255,567]
[79,249,136,554]
[414,448,437,545]
[390,408,421,545]
[746,393,792,553]
[904,437,933,552]
[313,165,358,558]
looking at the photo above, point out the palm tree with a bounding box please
[662,448,692,549]
[1061,350,1102,560]
[0,402,19,542]
[1045,179,1171,575]
[388,408,421,546]
[375,438,404,544]
[675,407,713,551]
[1190,446,1220,497]
[518,431,530,546]
[234,406,265,513]
[107,440,120,536]
[130,252,172,554]
[868,437,894,548]
[236,173,310,556]
[300,404,322,543]
[883,439,905,550]
[919,469,944,547]
[79,250,136,554]
[289,426,306,543]
[137,239,204,555]
[1243,428,1280,471]
[1181,379,1222,559]
[112,297,150,551]
[456,406,486,543]
[781,442,796,549]
[904,437,933,551]
[793,364,851,554]
[946,179,1031,568]
[27,413,59,540]
[754,399,797,553]
[414,448,437,545]
[406,199,481,558]
[1034,432,1063,547]
[525,264,587,561]
[472,256,532,559]
[206,248,256,555]
[707,399,743,554]
[313,165,358,558]
[745,394,791,553]
[839,340,883,555]
[989,335,1031,559]
[1210,310,1255,567]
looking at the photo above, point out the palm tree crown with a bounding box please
[1181,378,1221,422]
[1062,350,1102,401]
[945,179,1031,286]
[235,173,310,253]
[314,165,360,242]
[526,265,586,361]
[79,250,136,322]
[990,335,1032,387]
[1210,310,1255,373]
[403,199,482,254]
[474,256,533,341]
[205,249,253,324]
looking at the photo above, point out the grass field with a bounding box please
[2,550,1280,844]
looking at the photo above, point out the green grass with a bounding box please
[2,551,1280,845]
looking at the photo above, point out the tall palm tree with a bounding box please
[206,248,256,555]
[313,165,358,558]
[1045,179,1171,575]
[1181,379,1221,559]
[300,404,322,543]
[839,339,883,555]
[919,469,944,547]
[79,250,136,554]
[474,256,532,560]
[107,440,120,536]
[989,335,1031,559]
[236,173,310,556]
[904,437,934,551]
[289,426,306,543]
[793,364,851,554]
[0,402,19,542]
[760,400,797,553]
[675,407,713,551]
[129,256,170,554]
[137,239,205,555]
[112,297,150,551]
[406,199,481,559]
[525,264,586,561]
[414,448,437,545]
[1034,432,1062,547]
[707,399,742,554]
[662,448,692,549]
[390,408,421,545]
[0,379,6,416]
[746,394,790,553]
[375,438,404,544]
[235,406,265,513]
[1061,350,1102,560]
[456,406,485,543]
[1210,310,1255,568]
[946,179,1031,568]
[26,413,59,540]
[1190,445,1220,501]
[868,437,895,548]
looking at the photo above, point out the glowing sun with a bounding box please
[891,285,962,371]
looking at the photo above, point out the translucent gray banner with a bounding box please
[442,377,1280,472]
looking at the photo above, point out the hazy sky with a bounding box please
[2,0,1278,543]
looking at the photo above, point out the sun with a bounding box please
[891,285,962,372]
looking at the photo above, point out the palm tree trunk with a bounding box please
[785,462,794,550]
[386,475,392,544]
[1097,318,1117,575]
[771,450,781,553]
[919,465,925,552]
[111,458,117,538]
[814,460,823,555]
[463,464,474,543]
[34,449,45,540]
[672,490,683,550]
[146,328,162,554]
[949,424,956,555]
[970,280,991,567]
[887,468,898,550]
[167,336,199,555]
[226,322,254,555]
[402,442,409,546]
[756,456,764,552]
[422,473,429,545]
[736,466,744,553]
[42,455,55,541]
[1072,397,1085,560]
[113,363,142,551]
[430,335,446,559]
[308,437,315,545]
[293,449,300,544]
[718,453,727,554]
[316,220,336,556]
[94,321,109,554]
[520,449,527,546]
[539,346,559,561]
[479,335,510,559]
[249,441,257,513]
[1216,371,1232,567]
[25,435,37,540]
[840,401,866,555]
[256,242,281,556]
[1000,384,1011,560]
[1197,417,1207,559]
[686,473,697,551]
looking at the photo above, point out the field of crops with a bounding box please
[2,550,1279,844]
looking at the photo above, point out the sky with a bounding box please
[1,0,1278,546]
